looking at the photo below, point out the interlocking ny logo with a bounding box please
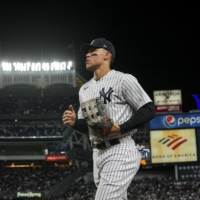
[99,87,113,104]
[159,134,188,150]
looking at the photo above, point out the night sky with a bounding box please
[0,1,200,112]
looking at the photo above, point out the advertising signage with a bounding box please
[150,129,197,164]
[155,105,182,113]
[16,191,43,198]
[153,90,182,106]
[149,113,200,130]
[153,90,182,112]
[45,155,68,162]
[1,61,73,72]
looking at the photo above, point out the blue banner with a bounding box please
[149,113,200,129]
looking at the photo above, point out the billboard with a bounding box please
[153,90,182,112]
[149,113,200,130]
[154,105,182,113]
[16,192,43,198]
[153,90,182,105]
[1,61,73,71]
[150,129,197,164]
[45,155,68,162]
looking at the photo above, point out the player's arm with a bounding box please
[109,102,155,134]
[72,105,88,133]
[62,105,88,133]
[72,118,88,133]
[119,102,155,134]
[111,74,156,134]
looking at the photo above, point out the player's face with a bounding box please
[85,48,107,71]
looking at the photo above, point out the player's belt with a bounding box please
[92,138,120,150]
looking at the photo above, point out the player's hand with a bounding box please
[62,105,76,126]
[107,122,121,138]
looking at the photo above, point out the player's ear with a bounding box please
[104,51,111,61]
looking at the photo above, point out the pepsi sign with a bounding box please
[163,115,176,127]
[150,113,200,129]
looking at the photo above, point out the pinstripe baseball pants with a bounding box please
[93,135,141,200]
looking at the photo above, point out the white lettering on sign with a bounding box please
[1,61,72,71]
[177,116,200,126]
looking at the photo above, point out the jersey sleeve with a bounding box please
[77,87,84,119]
[121,74,152,111]
[77,106,84,119]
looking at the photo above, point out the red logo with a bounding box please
[159,134,187,150]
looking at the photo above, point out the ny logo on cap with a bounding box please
[103,44,107,48]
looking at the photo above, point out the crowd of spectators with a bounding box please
[50,181,96,200]
[4,167,200,200]
[0,94,79,116]
[0,121,66,137]
[47,143,70,155]
[0,142,69,156]
[0,166,76,195]
[50,176,200,200]
[129,176,200,200]
[0,122,150,149]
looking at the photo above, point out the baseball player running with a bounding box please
[62,38,156,200]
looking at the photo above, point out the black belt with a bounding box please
[92,138,120,150]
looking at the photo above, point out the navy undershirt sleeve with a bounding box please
[119,102,156,134]
[72,118,88,133]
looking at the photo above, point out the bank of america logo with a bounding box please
[159,134,187,150]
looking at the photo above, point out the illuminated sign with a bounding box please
[1,61,73,72]
[46,155,68,161]
[155,105,182,112]
[153,90,182,112]
[150,129,197,163]
[16,192,42,198]
[150,113,200,130]
[153,90,182,106]
[192,94,200,110]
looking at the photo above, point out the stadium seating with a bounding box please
[0,122,65,137]
[0,166,77,195]
[50,176,200,200]
[0,94,79,116]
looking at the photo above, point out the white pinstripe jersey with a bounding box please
[78,70,152,142]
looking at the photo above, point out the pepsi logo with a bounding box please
[164,115,176,127]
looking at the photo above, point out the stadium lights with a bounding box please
[1,61,73,72]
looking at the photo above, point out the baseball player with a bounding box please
[62,38,156,200]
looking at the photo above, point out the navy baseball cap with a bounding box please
[80,38,115,57]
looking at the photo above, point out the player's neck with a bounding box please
[93,66,111,80]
